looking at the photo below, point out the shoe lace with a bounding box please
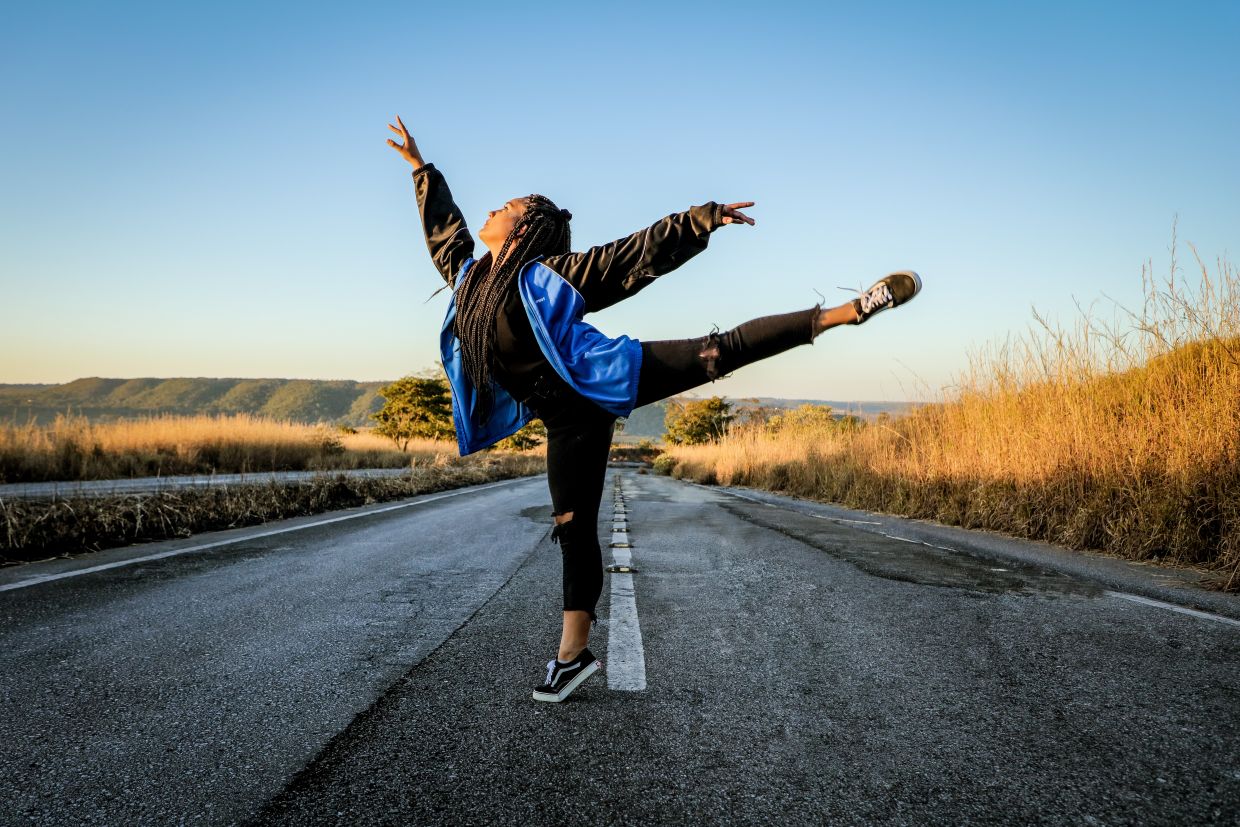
[839,282,894,316]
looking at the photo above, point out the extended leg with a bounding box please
[634,302,858,407]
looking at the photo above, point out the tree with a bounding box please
[663,396,734,445]
[371,373,455,450]
[494,418,547,451]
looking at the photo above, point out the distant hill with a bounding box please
[1,378,915,433]
[0,378,388,426]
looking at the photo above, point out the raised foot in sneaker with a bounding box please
[850,270,922,325]
[532,647,602,703]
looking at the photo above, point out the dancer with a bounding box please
[387,116,921,702]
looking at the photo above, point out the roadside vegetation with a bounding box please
[1,455,545,564]
[656,238,1240,590]
[0,379,550,563]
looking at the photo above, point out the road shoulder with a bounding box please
[706,481,1240,622]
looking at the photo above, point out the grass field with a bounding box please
[0,413,480,483]
[659,241,1240,589]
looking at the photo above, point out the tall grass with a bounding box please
[662,236,1240,588]
[0,413,493,483]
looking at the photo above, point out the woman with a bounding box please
[386,116,921,703]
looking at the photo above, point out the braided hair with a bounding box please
[454,194,572,421]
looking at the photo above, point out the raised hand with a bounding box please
[720,201,756,226]
[386,115,425,170]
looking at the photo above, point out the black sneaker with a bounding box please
[532,648,602,703]
[850,270,922,325]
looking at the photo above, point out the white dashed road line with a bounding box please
[607,474,647,691]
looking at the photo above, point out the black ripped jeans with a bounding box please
[523,306,820,621]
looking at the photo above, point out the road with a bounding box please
[1,469,1237,825]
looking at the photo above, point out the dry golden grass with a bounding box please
[0,413,543,483]
[662,237,1240,588]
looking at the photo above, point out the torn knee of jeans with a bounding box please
[698,328,723,381]
[550,517,575,544]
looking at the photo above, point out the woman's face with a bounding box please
[479,197,529,249]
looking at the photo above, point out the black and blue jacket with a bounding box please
[411,163,725,455]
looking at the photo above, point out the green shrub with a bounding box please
[652,454,677,476]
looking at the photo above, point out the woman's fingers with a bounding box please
[721,207,755,226]
[385,116,426,170]
[386,117,425,168]
[719,200,756,226]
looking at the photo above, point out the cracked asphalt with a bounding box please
[2,470,1237,826]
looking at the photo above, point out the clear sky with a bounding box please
[2,1,1237,402]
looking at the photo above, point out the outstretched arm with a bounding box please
[387,116,475,287]
[543,201,755,313]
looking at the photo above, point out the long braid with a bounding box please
[455,194,572,421]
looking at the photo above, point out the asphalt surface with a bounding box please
[2,470,1238,825]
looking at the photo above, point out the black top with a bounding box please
[490,283,548,404]
[410,162,724,409]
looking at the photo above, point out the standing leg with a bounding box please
[540,392,616,660]
[634,301,859,407]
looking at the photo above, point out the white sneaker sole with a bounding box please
[532,659,602,703]
[895,270,923,301]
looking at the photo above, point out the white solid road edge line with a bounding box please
[0,477,530,593]
[1106,591,1240,629]
[607,477,647,691]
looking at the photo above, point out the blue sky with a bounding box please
[2,1,1237,402]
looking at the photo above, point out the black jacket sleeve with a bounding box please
[542,202,724,313]
[411,163,476,287]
